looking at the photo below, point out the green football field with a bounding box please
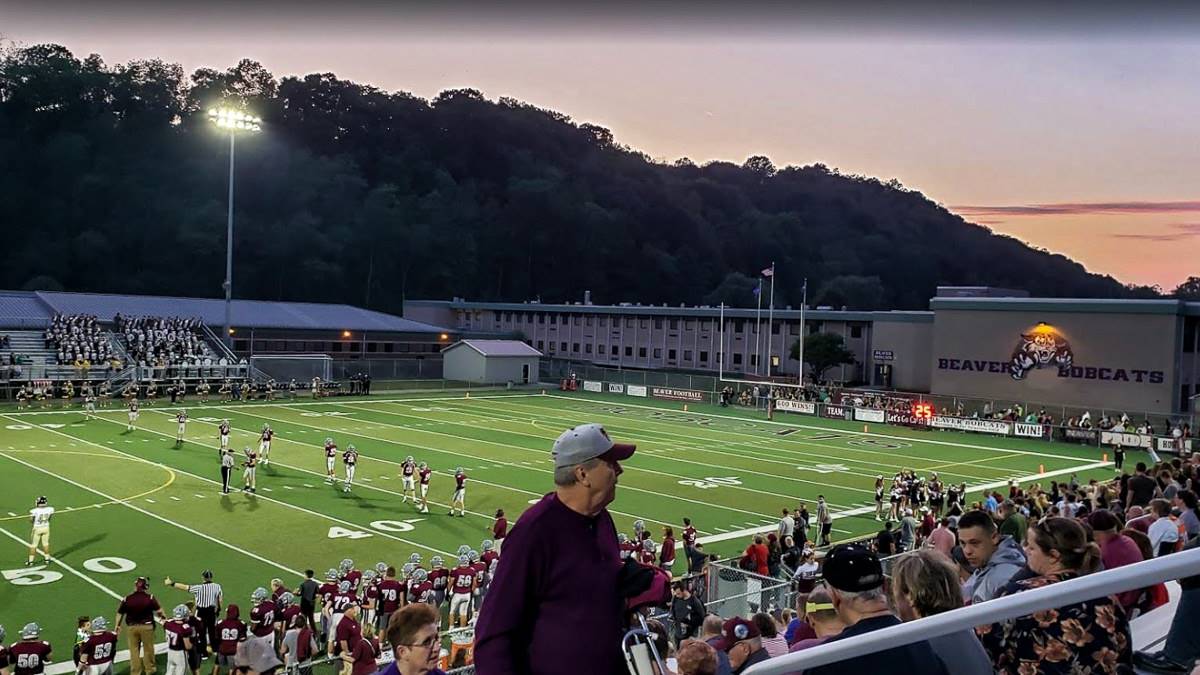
[0,388,1126,659]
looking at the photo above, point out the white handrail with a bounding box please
[743,547,1199,674]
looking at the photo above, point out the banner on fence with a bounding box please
[651,386,705,402]
[1155,436,1192,453]
[886,411,929,427]
[776,399,816,415]
[1061,428,1098,443]
[853,408,886,424]
[607,383,625,394]
[1014,422,1049,439]
[931,416,1012,436]
[626,384,648,398]
[822,404,851,421]
[583,380,602,393]
[1099,431,1151,449]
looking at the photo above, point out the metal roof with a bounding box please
[0,290,448,333]
[442,339,543,357]
[406,299,935,323]
[930,296,1186,316]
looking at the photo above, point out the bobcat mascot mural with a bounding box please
[1009,325,1073,380]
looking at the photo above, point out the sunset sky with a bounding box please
[4,2,1199,290]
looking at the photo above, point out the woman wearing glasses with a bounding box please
[977,517,1134,674]
[376,604,446,675]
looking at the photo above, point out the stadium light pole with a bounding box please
[208,107,262,349]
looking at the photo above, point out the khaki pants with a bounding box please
[126,624,156,675]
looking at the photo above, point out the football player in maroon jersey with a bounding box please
[317,570,339,643]
[340,559,362,591]
[212,605,246,675]
[79,617,118,675]
[682,518,698,554]
[480,540,499,568]
[10,623,52,675]
[449,467,467,517]
[259,424,273,465]
[323,438,338,483]
[241,448,258,494]
[400,456,417,503]
[375,567,404,632]
[447,555,476,629]
[426,556,448,609]
[358,571,378,628]
[417,462,432,513]
[163,605,194,675]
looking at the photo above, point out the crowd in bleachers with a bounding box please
[116,314,215,367]
[44,313,114,366]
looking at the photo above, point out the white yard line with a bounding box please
[544,394,1109,464]
[0,524,124,600]
[4,414,454,557]
[0,448,304,576]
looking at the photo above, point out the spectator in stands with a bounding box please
[699,615,734,675]
[1087,509,1146,612]
[875,521,896,556]
[750,613,787,659]
[675,639,718,675]
[1134,534,1200,674]
[741,536,769,577]
[997,501,1027,545]
[474,423,636,675]
[670,582,706,644]
[1127,462,1161,508]
[926,517,955,558]
[1148,499,1181,556]
[898,509,917,552]
[378,603,447,675]
[1177,490,1200,539]
[978,517,1132,674]
[803,544,948,675]
[958,509,1026,604]
[712,617,769,674]
[890,550,992,675]
[788,584,842,653]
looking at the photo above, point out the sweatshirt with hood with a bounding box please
[965,535,1026,604]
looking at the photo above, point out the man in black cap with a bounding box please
[805,544,949,675]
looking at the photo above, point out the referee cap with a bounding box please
[201,570,213,580]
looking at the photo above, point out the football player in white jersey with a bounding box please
[27,496,53,566]
[259,424,273,465]
[126,397,140,432]
[175,410,188,447]
[343,445,359,493]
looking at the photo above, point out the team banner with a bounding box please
[607,383,625,394]
[1060,428,1098,443]
[853,408,886,424]
[1155,437,1192,454]
[1014,423,1049,439]
[776,399,816,415]
[886,411,929,427]
[583,380,603,393]
[1099,431,1151,449]
[822,404,851,421]
[626,384,648,397]
[651,386,705,402]
[931,416,1012,436]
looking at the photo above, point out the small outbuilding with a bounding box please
[441,339,543,385]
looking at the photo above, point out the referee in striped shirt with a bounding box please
[165,570,222,655]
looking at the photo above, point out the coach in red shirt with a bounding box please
[492,509,508,552]
[475,423,636,675]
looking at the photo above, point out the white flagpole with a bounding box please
[718,302,725,380]
[798,278,808,386]
[753,277,763,375]
[766,262,776,378]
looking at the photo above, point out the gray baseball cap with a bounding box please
[552,423,636,468]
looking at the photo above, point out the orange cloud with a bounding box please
[952,200,1200,218]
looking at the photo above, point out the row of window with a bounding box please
[532,339,790,366]
[473,311,865,339]
[237,340,441,354]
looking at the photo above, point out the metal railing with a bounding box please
[742,546,1199,674]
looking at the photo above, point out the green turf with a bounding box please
[0,389,1130,660]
